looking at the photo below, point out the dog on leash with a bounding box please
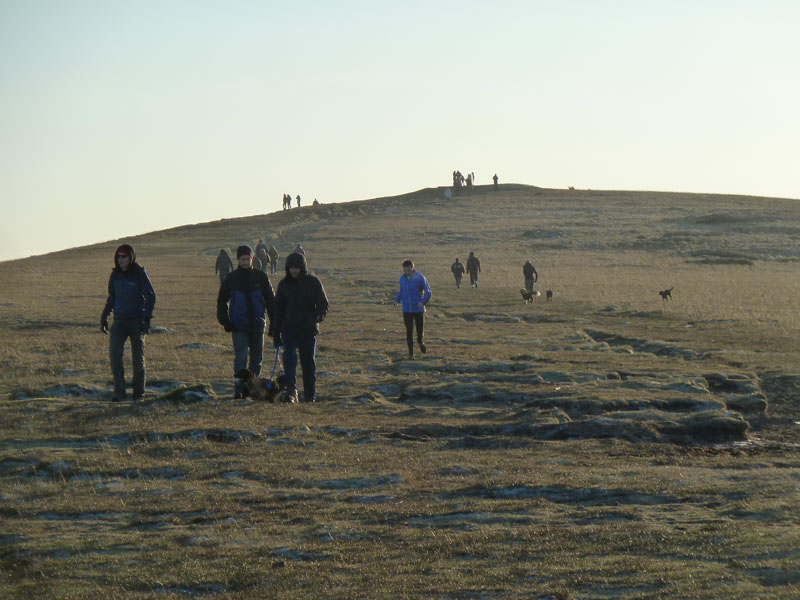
[236,368,287,402]
[658,286,674,301]
[546,289,553,302]
[520,288,541,304]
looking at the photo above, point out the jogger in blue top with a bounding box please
[394,259,432,359]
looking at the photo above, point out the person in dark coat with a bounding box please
[450,258,465,288]
[217,245,275,399]
[100,244,156,402]
[267,245,280,275]
[273,252,329,402]
[466,252,481,288]
[523,260,539,292]
[255,248,269,273]
[215,248,234,284]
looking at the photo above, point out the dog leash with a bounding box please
[266,344,281,389]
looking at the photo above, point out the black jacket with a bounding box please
[274,253,329,336]
[523,261,538,281]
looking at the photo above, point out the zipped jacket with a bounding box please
[395,271,432,313]
[273,252,329,336]
[217,267,275,332]
[101,263,156,322]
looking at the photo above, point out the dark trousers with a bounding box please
[403,312,424,355]
[109,318,145,398]
[525,278,535,292]
[270,260,278,275]
[232,329,264,394]
[282,331,317,401]
[454,276,462,288]
[469,272,478,286]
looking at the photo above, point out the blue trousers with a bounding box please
[282,331,317,401]
[232,329,264,394]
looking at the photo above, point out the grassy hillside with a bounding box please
[1,184,799,598]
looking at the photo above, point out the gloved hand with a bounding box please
[221,319,232,333]
[101,318,109,334]
[141,318,151,336]
[316,313,324,323]
[273,332,281,348]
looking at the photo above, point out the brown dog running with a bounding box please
[658,286,674,301]
[546,289,553,302]
[236,368,288,402]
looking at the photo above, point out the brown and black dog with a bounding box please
[658,286,674,301]
[546,289,553,302]
[520,288,541,304]
[236,368,288,402]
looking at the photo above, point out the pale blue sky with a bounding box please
[1,1,798,261]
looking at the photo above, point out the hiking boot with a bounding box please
[419,342,427,353]
[111,396,124,403]
[133,394,144,402]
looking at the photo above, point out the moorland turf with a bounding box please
[1,184,799,599]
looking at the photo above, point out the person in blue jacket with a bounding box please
[217,245,275,398]
[100,244,156,402]
[394,259,432,359]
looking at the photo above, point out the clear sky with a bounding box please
[1,1,798,261]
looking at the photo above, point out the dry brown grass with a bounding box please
[1,185,799,599]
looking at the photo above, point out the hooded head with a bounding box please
[284,251,308,279]
[114,244,136,270]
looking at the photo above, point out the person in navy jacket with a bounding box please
[100,244,156,402]
[394,259,432,359]
[273,251,329,403]
[217,245,275,398]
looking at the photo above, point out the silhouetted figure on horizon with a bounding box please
[493,173,499,190]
